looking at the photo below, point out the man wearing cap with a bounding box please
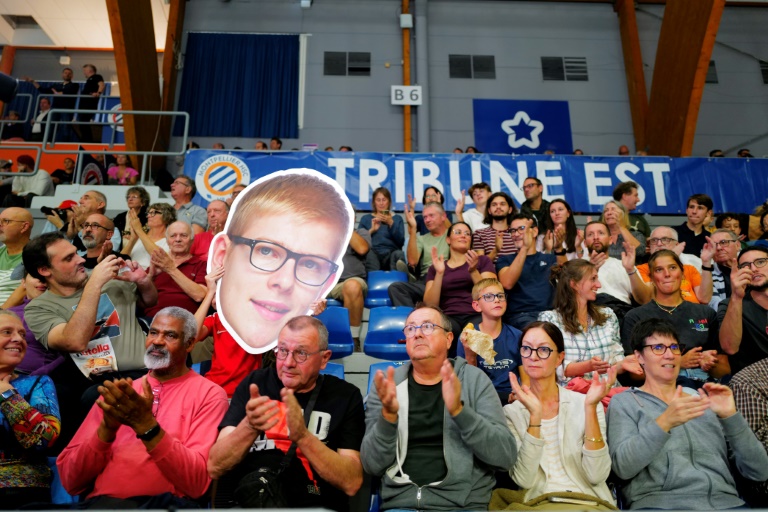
[4,155,54,207]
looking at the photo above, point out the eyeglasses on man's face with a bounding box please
[509,226,527,235]
[738,257,768,271]
[642,343,684,355]
[403,322,447,338]
[274,346,324,364]
[713,239,738,249]
[230,236,338,287]
[648,237,676,246]
[82,222,108,231]
[0,219,25,227]
[520,345,554,359]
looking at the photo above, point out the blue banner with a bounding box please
[473,99,573,154]
[183,151,768,215]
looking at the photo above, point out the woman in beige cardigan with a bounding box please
[501,320,616,508]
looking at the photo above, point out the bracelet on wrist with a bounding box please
[627,268,637,276]
[701,265,714,272]
[554,249,566,256]
[528,424,541,428]
[584,436,604,443]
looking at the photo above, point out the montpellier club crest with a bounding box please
[194,154,251,202]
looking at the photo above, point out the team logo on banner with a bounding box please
[109,104,124,133]
[194,154,251,202]
[473,99,573,154]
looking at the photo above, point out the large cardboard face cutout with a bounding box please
[209,169,353,354]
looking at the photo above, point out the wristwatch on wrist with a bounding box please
[136,423,161,441]
[0,388,17,403]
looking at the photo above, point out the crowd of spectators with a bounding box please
[1,158,768,511]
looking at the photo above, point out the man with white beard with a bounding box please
[57,307,229,507]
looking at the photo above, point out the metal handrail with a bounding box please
[38,108,190,186]
[0,93,35,141]
[0,144,43,177]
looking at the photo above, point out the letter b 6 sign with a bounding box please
[391,85,422,106]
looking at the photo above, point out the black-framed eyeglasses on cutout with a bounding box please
[230,236,339,287]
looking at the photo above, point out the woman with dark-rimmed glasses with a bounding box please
[492,320,616,510]
[607,317,768,510]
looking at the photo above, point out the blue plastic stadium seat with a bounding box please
[364,271,408,309]
[363,306,411,361]
[316,306,354,359]
[325,298,343,308]
[320,362,345,380]
[366,361,408,395]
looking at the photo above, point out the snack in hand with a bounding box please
[461,323,497,364]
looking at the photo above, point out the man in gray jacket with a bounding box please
[361,305,517,511]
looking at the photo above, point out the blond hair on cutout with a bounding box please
[227,172,351,260]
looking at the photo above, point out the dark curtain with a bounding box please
[177,33,299,139]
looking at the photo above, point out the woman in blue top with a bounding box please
[358,187,405,270]
[0,310,61,509]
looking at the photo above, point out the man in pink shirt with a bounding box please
[57,306,229,507]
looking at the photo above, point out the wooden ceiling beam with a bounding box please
[105,0,167,171]
[615,0,649,152]
[159,0,186,152]
[645,0,725,156]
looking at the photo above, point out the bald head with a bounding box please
[3,207,33,225]
[86,213,113,231]
[0,207,33,246]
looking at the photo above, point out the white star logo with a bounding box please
[501,111,544,149]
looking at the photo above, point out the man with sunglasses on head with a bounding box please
[718,246,768,375]
[57,307,228,508]
[208,316,365,511]
[496,213,565,330]
[362,304,516,511]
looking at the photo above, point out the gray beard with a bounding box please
[82,238,98,249]
[144,347,171,370]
